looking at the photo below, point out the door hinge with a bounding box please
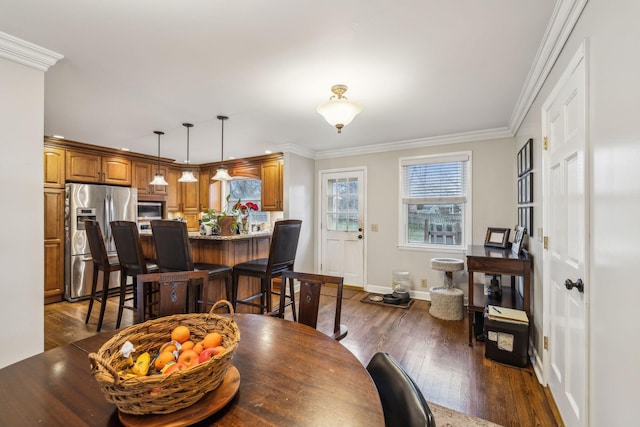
[543,136,549,150]
[543,236,549,249]
[544,336,549,350]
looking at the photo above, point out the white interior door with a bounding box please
[543,43,588,427]
[319,169,365,287]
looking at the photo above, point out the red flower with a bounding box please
[246,202,259,211]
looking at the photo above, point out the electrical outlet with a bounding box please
[371,224,379,232]
[421,278,428,287]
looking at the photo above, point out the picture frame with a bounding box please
[518,172,533,204]
[484,227,511,248]
[517,138,533,177]
[518,206,533,238]
[511,225,526,255]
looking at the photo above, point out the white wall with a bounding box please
[515,1,640,424]
[314,137,515,293]
[0,57,45,368]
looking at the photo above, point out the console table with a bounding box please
[466,245,533,345]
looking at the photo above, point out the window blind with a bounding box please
[401,157,468,204]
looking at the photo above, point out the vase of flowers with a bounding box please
[232,199,259,234]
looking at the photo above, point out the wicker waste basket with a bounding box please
[88,300,240,415]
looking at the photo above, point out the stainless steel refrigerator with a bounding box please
[64,183,138,301]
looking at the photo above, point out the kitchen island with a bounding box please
[140,231,272,314]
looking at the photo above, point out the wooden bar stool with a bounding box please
[232,219,302,315]
[84,220,121,332]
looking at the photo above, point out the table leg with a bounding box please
[468,271,474,346]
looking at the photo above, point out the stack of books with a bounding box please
[486,305,528,324]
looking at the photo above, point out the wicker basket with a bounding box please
[88,300,240,415]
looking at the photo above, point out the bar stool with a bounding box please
[150,220,233,312]
[84,220,121,332]
[232,219,302,315]
[110,220,160,326]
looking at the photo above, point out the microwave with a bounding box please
[137,202,163,231]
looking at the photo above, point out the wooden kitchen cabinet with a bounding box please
[166,167,182,212]
[199,168,211,211]
[44,147,65,188]
[181,172,201,231]
[44,188,65,303]
[261,159,283,211]
[132,160,168,198]
[66,150,131,185]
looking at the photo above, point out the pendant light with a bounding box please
[178,122,198,183]
[149,131,169,186]
[212,115,233,181]
[317,84,362,133]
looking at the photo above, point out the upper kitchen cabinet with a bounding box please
[133,160,168,198]
[66,149,131,186]
[231,163,261,180]
[199,168,211,211]
[261,159,283,211]
[44,146,65,188]
[166,167,182,212]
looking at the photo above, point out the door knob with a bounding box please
[564,278,584,293]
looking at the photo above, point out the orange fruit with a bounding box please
[181,340,195,352]
[202,332,223,349]
[154,351,176,371]
[177,349,199,368]
[192,341,204,355]
[171,325,191,344]
[214,345,226,355]
[159,341,178,354]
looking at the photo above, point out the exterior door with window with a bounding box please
[319,169,365,287]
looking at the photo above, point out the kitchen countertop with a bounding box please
[139,230,271,240]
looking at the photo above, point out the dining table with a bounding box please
[0,313,384,426]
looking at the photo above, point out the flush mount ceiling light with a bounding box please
[149,131,169,186]
[317,84,362,133]
[212,115,233,181]
[178,122,198,183]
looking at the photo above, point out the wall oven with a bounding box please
[137,201,163,231]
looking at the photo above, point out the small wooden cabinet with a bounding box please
[261,159,283,211]
[44,188,65,303]
[166,168,182,212]
[66,150,131,185]
[199,168,211,211]
[181,172,201,231]
[44,147,65,188]
[133,160,168,197]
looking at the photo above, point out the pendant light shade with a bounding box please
[150,131,169,186]
[178,122,198,183]
[212,115,233,181]
[317,84,362,133]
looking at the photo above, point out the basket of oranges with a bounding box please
[88,300,240,415]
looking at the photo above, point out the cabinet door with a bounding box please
[261,160,283,211]
[44,147,65,188]
[102,156,131,186]
[199,169,211,211]
[181,172,200,211]
[166,168,182,212]
[44,188,64,303]
[133,161,168,196]
[66,150,101,183]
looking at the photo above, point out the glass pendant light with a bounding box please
[317,84,362,133]
[149,131,169,186]
[212,115,233,181]
[178,122,198,182]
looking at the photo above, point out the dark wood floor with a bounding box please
[44,290,562,427]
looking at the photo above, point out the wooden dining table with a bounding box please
[0,314,384,426]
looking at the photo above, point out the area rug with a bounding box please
[429,401,503,427]
[360,293,414,309]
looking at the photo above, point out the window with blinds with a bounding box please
[400,153,470,248]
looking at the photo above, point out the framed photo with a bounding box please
[512,225,526,255]
[517,138,533,177]
[484,227,511,248]
[518,206,533,237]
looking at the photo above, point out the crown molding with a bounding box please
[508,0,588,135]
[313,127,512,160]
[0,31,63,71]
[276,143,317,159]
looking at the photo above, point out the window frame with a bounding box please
[398,151,472,252]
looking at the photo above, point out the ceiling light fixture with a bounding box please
[317,84,362,133]
[178,122,198,183]
[212,115,233,181]
[149,130,169,186]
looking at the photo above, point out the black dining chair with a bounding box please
[278,271,348,340]
[110,220,160,326]
[84,220,122,332]
[150,220,232,312]
[136,270,209,320]
[366,352,436,427]
[232,219,302,315]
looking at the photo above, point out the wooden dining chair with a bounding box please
[278,271,348,341]
[366,352,436,427]
[136,270,209,321]
[110,220,159,327]
[232,219,302,315]
[150,220,232,312]
[84,220,122,332]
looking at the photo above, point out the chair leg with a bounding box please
[96,270,110,332]
[232,270,240,310]
[85,266,99,324]
[224,272,233,312]
[288,276,297,322]
[116,270,127,329]
[262,276,271,313]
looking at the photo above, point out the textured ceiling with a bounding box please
[1,0,557,164]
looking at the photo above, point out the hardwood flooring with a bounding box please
[44,291,562,426]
